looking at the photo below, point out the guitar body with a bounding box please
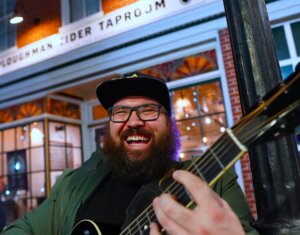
[71,220,102,235]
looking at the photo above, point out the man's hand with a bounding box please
[150,170,245,235]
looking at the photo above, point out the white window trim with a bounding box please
[272,19,300,72]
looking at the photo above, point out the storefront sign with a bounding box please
[0,0,216,76]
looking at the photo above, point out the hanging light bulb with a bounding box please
[10,8,24,24]
[10,15,23,24]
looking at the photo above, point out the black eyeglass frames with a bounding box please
[107,103,166,123]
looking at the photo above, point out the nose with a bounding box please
[126,110,144,127]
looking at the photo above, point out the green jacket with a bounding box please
[2,151,259,235]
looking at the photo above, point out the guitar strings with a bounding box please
[121,133,241,234]
[121,119,258,234]
[121,116,268,235]
[121,75,300,234]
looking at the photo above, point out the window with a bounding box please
[272,20,300,157]
[61,0,101,25]
[172,80,226,160]
[0,0,16,52]
[0,120,82,220]
[272,20,300,79]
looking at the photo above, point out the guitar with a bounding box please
[71,70,300,235]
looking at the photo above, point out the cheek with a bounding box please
[109,123,122,141]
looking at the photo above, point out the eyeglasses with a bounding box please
[107,104,166,123]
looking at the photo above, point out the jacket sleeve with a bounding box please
[1,169,73,235]
[212,169,260,235]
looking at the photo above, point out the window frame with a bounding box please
[60,0,103,27]
[272,19,300,78]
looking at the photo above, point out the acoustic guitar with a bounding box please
[71,70,300,235]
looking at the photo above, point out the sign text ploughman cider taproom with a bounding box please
[0,0,216,75]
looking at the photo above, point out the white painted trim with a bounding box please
[0,1,225,84]
[47,94,83,105]
[0,113,82,130]
[267,0,300,22]
[80,102,92,161]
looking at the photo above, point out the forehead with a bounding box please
[113,96,160,106]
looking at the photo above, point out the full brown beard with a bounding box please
[102,118,180,185]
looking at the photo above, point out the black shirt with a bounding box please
[75,175,141,235]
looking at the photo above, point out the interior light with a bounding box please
[14,161,21,171]
[10,16,24,24]
[203,137,208,143]
[179,153,185,159]
[31,127,44,145]
[205,117,211,124]
[220,127,226,133]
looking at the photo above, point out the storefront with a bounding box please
[0,0,299,221]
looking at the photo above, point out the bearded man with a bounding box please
[2,73,258,235]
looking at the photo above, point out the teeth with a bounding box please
[127,136,149,142]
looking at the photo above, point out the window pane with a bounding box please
[50,147,67,170]
[31,172,45,197]
[50,146,66,170]
[291,21,300,57]
[70,0,84,22]
[49,122,65,145]
[66,124,81,147]
[67,147,82,169]
[30,122,44,147]
[3,128,15,152]
[173,87,199,120]
[280,65,293,80]
[176,119,203,150]
[17,125,29,150]
[272,26,290,60]
[30,147,45,172]
[85,0,99,16]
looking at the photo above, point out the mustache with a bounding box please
[120,128,153,139]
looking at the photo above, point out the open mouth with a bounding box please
[126,135,150,144]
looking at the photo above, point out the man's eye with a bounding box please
[141,107,158,114]
[113,109,128,115]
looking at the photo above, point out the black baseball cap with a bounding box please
[96,72,172,115]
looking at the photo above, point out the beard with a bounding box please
[102,118,180,185]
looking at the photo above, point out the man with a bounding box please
[2,73,258,235]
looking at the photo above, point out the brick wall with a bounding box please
[17,0,61,47]
[102,0,138,13]
[15,0,138,47]
[219,29,257,218]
